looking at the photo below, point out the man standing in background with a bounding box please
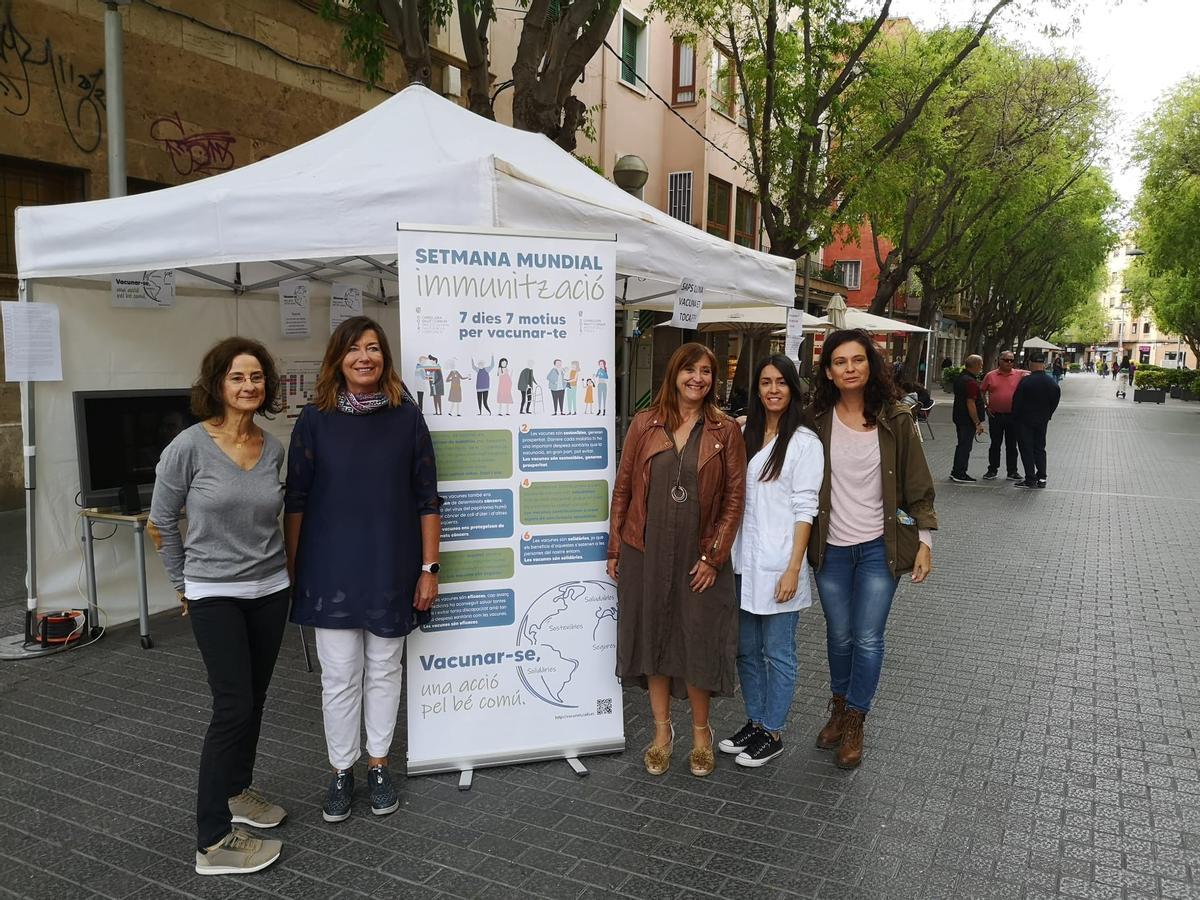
[981,351,1028,481]
[951,354,986,483]
[1013,351,1061,489]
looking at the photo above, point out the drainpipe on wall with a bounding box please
[103,1,131,197]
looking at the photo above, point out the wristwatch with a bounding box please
[421,562,440,574]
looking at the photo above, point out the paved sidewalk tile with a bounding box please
[0,373,1198,898]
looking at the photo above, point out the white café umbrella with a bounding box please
[811,307,930,334]
[1022,336,1064,351]
[826,292,848,330]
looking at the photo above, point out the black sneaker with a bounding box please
[368,765,399,816]
[735,730,784,768]
[322,769,354,823]
[1005,472,1022,480]
[1013,480,1035,488]
[982,470,998,480]
[718,720,762,755]
[1035,480,1046,489]
[949,473,976,483]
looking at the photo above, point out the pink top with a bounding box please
[980,368,1028,414]
[828,409,932,549]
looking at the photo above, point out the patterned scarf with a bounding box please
[337,390,391,415]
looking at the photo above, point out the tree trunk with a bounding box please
[457,0,495,119]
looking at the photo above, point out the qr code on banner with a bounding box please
[596,698,613,715]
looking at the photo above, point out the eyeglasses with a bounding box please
[1000,358,1015,363]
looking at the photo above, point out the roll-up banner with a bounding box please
[397,225,623,776]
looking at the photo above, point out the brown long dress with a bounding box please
[616,422,738,699]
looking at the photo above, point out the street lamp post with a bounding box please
[613,155,649,443]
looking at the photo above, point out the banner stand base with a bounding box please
[458,769,474,791]
[565,756,589,777]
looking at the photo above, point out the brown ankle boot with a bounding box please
[815,694,847,749]
[835,709,865,769]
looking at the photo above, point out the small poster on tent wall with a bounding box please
[785,309,805,360]
[111,270,176,308]
[279,278,311,339]
[330,282,363,334]
[670,278,704,329]
[2,301,63,382]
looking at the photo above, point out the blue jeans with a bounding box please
[736,608,800,733]
[814,538,899,714]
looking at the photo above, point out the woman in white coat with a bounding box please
[719,355,823,767]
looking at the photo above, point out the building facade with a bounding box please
[0,0,473,509]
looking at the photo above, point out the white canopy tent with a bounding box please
[655,305,823,332]
[12,85,795,633]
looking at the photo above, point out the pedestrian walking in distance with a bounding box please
[950,355,985,482]
[807,330,937,769]
[980,351,1028,481]
[149,338,291,876]
[721,355,823,769]
[1012,351,1061,489]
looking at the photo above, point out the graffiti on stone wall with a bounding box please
[0,9,106,154]
[150,113,237,176]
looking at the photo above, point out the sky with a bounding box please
[887,0,1200,217]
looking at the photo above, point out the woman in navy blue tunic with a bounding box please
[285,316,441,823]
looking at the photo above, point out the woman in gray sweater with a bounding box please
[149,337,290,877]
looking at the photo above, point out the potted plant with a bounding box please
[1133,368,1168,404]
[1181,370,1200,402]
[941,365,964,394]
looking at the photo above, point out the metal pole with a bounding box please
[104,2,128,197]
[19,279,37,643]
[800,254,812,378]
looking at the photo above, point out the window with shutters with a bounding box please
[706,176,732,239]
[734,188,757,247]
[620,13,647,89]
[835,260,862,290]
[672,38,696,105]
[668,172,693,223]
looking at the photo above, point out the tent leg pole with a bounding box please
[20,278,37,642]
[746,335,754,402]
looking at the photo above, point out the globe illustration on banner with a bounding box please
[516,580,618,708]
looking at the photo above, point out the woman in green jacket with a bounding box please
[807,329,937,769]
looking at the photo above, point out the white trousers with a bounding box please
[314,628,406,770]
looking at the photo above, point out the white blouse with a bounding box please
[733,426,824,614]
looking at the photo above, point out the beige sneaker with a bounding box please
[228,787,287,828]
[195,827,281,875]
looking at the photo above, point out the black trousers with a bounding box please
[416,390,424,411]
[952,421,976,477]
[1017,419,1049,482]
[987,412,1020,475]
[519,387,533,413]
[189,588,290,849]
[551,389,565,414]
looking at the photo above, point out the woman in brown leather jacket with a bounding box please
[607,343,746,778]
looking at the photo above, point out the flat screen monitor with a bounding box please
[73,389,199,509]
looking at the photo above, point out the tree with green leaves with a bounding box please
[1052,296,1109,349]
[649,0,1043,261]
[1129,76,1200,360]
[322,0,618,150]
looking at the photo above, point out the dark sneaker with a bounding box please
[322,769,354,823]
[949,473,976,483]
[1013,480,1035,488]
[982,470,998,480]
[195,827,281,875]
[228,788,286,829]
[718,720,762,755]
[368,765,399,816]
[1035,480,1047,489]
[735,730,784,768]
[1005,472,1022,480]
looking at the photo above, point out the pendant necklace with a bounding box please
[670,415,695,503]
